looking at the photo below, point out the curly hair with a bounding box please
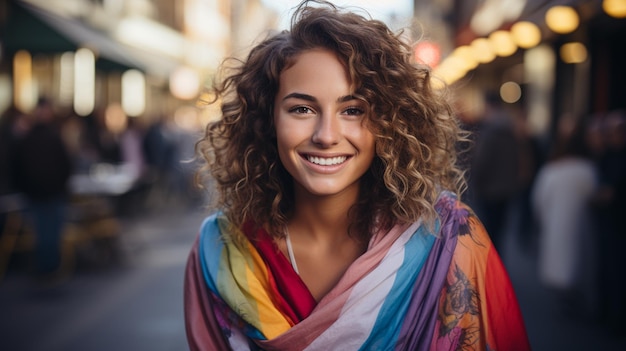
[196,0,467,242]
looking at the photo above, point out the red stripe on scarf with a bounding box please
[243,222,317,324]
[485,246,531,350]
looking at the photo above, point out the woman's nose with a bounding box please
[311,114,341,147]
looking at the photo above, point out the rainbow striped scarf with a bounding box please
[184,192,530,350]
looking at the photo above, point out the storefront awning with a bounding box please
[3,0,145,72]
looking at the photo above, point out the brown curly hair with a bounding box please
[196,0,467,242]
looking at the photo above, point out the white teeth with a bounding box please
[307,156,347,165]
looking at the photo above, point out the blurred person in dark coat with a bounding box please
[468,92,520,252]
[592,110,626,335]
[0,106,30,195]
[12,98,73,282]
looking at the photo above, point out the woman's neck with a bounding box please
[285,185,367,301]
[289,185,359,244]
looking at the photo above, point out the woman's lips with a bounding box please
[306,155,347,165]
[300,153,352,173]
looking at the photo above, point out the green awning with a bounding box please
[2,0,144,72]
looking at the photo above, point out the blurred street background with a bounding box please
[1,0,626,350]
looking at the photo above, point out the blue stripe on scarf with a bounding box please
[359,223,437,351]
[198,213,267,341]
[199,213,222,294]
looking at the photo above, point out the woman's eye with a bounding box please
[289,106,314,114]
[344,107,364,116]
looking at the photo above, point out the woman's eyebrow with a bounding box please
[282,93,358,103]
[337,95,358,103]
[282,92,316,102]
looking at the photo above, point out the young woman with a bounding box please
[184,1,530,350]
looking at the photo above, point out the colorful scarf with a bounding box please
[184,192,530,350]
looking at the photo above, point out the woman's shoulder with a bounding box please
[434,190,473,230]
[435,190,491,248]
[198,211,234,242]
[199,212,220,233]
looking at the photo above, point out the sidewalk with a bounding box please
[502,208,626,350]
[0,205,206,351]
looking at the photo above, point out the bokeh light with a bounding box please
[511,21,542,49]
[560,42,588,63]
[603,0,626,18]
[488,30,518,57]
[470,38,497,63]
[545,6,579,34]
[500,81,522,103]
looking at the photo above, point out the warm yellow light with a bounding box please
[429,78,446,91]
[13,50,36,113]
[432,57,466,86]
[603,0,626,18]
[511,21,542,49]
[444,56,470,77]
[105,103,127,134]
[470,38,496,63]
[74,48,95,116]
[170,66,200,100]
[545,6,579,34]
[488,30,518,57]
[560,42,588,63]
[122,69,146,117]
[58,52,74,107]
[500,81,522,103]
[451,45,479,71]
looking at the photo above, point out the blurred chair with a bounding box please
[63,195,121,268]
[0,193,34,281]
[0,193,121,282]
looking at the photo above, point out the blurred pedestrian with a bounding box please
[512,108,544,253]
[531,115,599,317]
[184,1,530,350]
[0,106,30,195]
[60,113,100,174]
[468,91,520,252]
[592,110,626,335]
[85,107,121,165]
[119,117,147,182]
[11,97,73,283]
[142,114,177,203]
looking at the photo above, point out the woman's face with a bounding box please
[273,48,376,198]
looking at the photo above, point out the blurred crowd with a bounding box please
[464,96,626,337]
[0,99,202,209]
[0,98,203,282]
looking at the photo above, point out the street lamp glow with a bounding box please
[470,38,496,63]
[545,6,579,34]
[13,50,36,113]
[560,42,588,64]
[511,21,542,49]
[488,30,518,57]
[603,0,626,18]
[122,69,146,117]
[74,48,95,116]
[451,45,479,71]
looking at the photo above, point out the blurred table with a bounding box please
[69,163,138,196]
[66,163,141,270]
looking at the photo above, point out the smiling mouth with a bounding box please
[306,155,348,166]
